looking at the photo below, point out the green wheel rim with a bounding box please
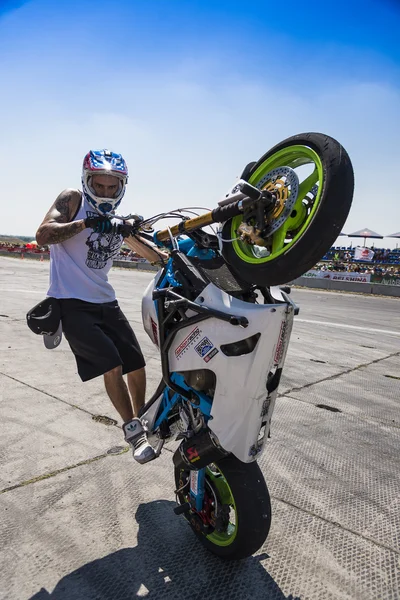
[231,145,324,264]
[205,464,238,547]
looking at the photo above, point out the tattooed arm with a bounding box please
[36,189,85,246]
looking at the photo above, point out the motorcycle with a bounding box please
[117,132,354,560]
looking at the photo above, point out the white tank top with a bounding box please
[47,195,123,303]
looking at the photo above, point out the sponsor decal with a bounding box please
[274,320,288,365]
[331,274,370,283]
[371,276,400,286]
[150,318,159,347]
[303,270,371,283]
[187,447,200,462]
[204,348,219,362]
[261,397,271,417]
[175,326,201,359]
[195,336,214,358]
[190,470,199,494]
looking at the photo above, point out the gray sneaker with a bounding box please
[123,418,156,464]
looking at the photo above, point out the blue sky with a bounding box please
[1,0,399,248]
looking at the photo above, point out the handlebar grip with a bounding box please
[115,223,135,237]
[238,182,262,201]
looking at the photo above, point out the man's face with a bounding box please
[91,174,120,198]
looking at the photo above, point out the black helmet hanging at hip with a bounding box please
[26,297,63,349]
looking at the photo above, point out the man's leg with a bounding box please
[100,303,154,463]
[127,367,146,416]
[103,365,134,423]
[104,365,154,463]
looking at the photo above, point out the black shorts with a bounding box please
[59,299,146,382]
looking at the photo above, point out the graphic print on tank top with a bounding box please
[85,210,122,270]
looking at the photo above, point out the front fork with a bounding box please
[190,468,206,511]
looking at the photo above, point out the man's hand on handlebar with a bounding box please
[84,216,114,234]
[117,222,136,238]
[84,217,138,238]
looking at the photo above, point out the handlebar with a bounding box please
[239,182,264,200]
[108,180,276,244]
[154,186,276,244]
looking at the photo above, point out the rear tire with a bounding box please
[222,132,354,286]
[175,455,271,560]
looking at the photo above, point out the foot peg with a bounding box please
[154,438,164,458]
[174,502,191,515]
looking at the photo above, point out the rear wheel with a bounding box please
[222,132,354,286]
[174,455,271,560]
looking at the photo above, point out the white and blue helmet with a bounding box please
[82,149,128,214]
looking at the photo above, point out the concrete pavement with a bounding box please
[0,256,399,600]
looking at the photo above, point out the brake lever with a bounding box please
[106,212,144,222]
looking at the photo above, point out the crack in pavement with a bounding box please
[0,451,119,495]
[272,494,400,557]
[280,350,400,398]
[0,444,175,495]
[0,371,106,419]
[3,348,398,427]
[1,317,32,323]
[2,444,397,558]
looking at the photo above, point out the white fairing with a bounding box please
[142,271,163,347]
[141,279,294,463]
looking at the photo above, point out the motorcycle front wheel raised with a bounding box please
[222,132,354,286]
[174,455,271,560]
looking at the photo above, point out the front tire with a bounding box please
[175,455,271,560]
[222,132,354,286]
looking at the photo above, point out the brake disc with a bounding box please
[255,166,299,236]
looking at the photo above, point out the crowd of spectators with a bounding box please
[0,240,48,253]
[0,241,147,262]
[313,245,400,277]
[322,246,400,265]
[1,242,148,266]
[0,241,26,249]
[313,261,400,277]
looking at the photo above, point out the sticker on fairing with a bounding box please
[190,470,199,495]
[175,326,201,359]
[204,347,219,362]
[274,320,288,365]
[150,318,159,347]
[195,336,214,358]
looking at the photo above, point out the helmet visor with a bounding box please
[82,171,127,213]
[87,172,124,200]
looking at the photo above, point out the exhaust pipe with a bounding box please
[173,429,228,471]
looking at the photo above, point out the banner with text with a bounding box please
[370,275,400,286]
[303,270,371,283]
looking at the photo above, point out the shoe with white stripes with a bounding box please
[123,418,156,464]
